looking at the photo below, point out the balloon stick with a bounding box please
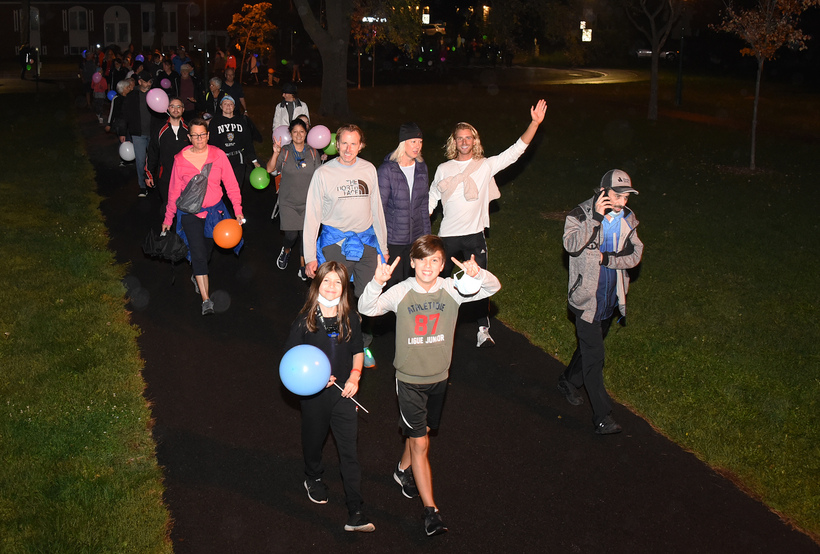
[333,382,370,414]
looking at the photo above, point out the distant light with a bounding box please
[282,59,288,65]
[361,16,387,23]
[418,56,423,62]
[582,29,592,42]
[580,21,586,30]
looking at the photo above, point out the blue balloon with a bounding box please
[279,344,331,396]
[107,90,116,101]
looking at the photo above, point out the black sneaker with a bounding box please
[344,510,375,532]
[297,267,308,281]
[423,507,448,537]
[394,462,419,498]
[201,299,214,316]
[304,478,328,504]
[276,247,290,270]
[557,377,584,406]
[595,415,622,435]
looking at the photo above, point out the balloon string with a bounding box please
[333,382,370,414]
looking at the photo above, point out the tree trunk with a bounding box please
[294,0,352,119]
[153,0,164,52]
[21,0,31,45]
[750,58,764,171]
[371,42,375,88]
[647,52,660,121]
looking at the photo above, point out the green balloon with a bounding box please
[250,167,271,190]
[324,133,337,156]
[26,64,32,71]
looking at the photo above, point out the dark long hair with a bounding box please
[299,261,353,343]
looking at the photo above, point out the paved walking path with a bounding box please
[67,94,819,553]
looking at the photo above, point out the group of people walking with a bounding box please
[112,74,643,537]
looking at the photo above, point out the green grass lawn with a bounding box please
[0,91,171,552]
[248,72,820,538]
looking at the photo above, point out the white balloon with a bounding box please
[119,141,136,161]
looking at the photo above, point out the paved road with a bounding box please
[60,89,818,552]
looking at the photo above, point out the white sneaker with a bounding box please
[476,326,495,348]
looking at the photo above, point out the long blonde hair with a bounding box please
[444,122,483,160]
[388,140,424,164]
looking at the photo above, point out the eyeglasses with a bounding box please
[190,133,208,139]
[169,105,184,109]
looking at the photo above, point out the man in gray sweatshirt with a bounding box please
[558,169,643,435]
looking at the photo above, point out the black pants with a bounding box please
[180,213,213,275]
[563,312,614,425]
[321,243,379,299]
[385,243,413,289]
[442,232,490,328]
[300,386,363,514]
[283,229,302,252]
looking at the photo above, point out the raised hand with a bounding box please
[531,99,548,125]
[452,254,480,278]
[374,256,401,285]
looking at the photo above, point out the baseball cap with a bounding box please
[221,94,235,105]
[601,169,639,194]
[137,70,153,83]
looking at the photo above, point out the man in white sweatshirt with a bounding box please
[429,99,547,347]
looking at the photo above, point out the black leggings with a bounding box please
[180,213,213,275]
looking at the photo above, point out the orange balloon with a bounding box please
[213,219,243,249]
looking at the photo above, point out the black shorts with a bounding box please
[396,379,447,438]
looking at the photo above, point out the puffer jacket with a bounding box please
[377,155,431,245]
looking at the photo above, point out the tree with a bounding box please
[351,0,422,88]
[152,0,164,52]
[227,3,277,83]
[713,0,820,170]
[623,0,685,120]
[294,0,355,119]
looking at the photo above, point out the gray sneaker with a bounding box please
[201,299,214,316]
[191,275,200,294]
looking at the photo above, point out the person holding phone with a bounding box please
[558,169,643,434]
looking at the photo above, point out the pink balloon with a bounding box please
[146,88,169,113]
[307,125,331,150]
[160,78,172,89]
[272,125,292,146]
[92,72,102,84]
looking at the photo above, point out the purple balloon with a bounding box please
[135,54,144,62]
[307,125,331,150]
[92,72,103,84]
[146,88,169,113]
[160,78,171,89]
[272,125,292,146]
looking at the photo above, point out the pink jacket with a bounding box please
[164,145,243,227]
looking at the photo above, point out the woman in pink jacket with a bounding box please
[162,118,244,315]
